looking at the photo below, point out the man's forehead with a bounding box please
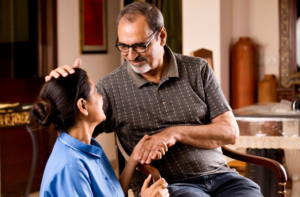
[117,19,152,43]
[117,33,147,45]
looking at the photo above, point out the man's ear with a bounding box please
[159,27,167,46]
[77,98,88,116]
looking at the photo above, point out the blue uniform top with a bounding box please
[40,132,124,197]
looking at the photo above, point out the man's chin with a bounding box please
[130,64,151,74]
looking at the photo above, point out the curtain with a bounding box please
[132,0,182,54]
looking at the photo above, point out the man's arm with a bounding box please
[138,111,239,164]
[176,111,239,148]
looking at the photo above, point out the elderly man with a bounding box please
[47,2,263,197]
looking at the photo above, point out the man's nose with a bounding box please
[127,48,139,61]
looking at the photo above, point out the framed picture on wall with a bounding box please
[80,0,107,53]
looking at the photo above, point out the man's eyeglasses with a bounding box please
[115,31,158,53]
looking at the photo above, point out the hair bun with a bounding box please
[30,99,53,127]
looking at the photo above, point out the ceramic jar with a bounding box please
[231,37,257,109]
[258,74,278,102]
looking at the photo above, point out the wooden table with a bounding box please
[233,103,300,197]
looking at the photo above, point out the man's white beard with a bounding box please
[130,63,151,74]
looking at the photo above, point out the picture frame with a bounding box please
[79,0,107,53]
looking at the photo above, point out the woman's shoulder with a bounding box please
[47,138,89,171]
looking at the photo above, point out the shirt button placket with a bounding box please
[158,89,166,106]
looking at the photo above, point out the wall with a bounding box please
[57,0,121,161]
[182,0,231,100]
[182,0,279,101]
[231,0,279,81]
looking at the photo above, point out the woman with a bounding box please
[30,68,169,197]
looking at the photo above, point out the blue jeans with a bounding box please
[167,172,263,197]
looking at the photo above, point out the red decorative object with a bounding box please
[258,75,278,103]
[83,0,104,46]
[80,0,107,53]
[230,37,257,109]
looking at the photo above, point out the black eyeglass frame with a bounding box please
[115,31,158,53]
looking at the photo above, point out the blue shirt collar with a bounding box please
[59,132,103,158]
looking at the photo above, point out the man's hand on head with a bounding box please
[45,58,82,82]
[138,128,177,165]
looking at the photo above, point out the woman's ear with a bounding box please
[77,98,88,116]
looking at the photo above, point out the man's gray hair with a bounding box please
[117,1,164,35]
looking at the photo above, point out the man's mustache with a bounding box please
[130,56,147,62]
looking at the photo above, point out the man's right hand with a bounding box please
[45,58,82,82]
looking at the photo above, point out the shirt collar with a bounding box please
[58,132,103,158]
[127,45,179,88]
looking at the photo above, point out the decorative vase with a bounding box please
[230,37,257,109]
[258,74,278,103]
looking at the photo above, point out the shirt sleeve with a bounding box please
[200,60,231,119]
[42,165,94,197]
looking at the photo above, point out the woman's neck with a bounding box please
[67,121,95,145]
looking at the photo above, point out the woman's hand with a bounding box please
[120,135,168,196]
[130,135,151,165]
[141,175,169,197]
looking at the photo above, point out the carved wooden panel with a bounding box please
[278,0,299,101]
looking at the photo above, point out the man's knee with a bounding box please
[215,173,263,197]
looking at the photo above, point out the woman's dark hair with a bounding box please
[116,2,164,38]
[30,68,91,132]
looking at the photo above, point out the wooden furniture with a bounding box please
[278,0,299,101]
[232,102,300,197]
[0,0,57,195]
[115,134,287,197]
[0,104,55,196]
[115,134,161,184]
[190,48,214,70]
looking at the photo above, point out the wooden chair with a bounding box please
[115,134,287,197]
[115,133,161,184]
[190,48,214,70]
[190,48,287,195]
[1,125,38,197]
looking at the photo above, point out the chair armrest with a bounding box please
[137,164,161,183]
[222,146,287,183]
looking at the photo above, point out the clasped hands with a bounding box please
[132,128,176,165]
